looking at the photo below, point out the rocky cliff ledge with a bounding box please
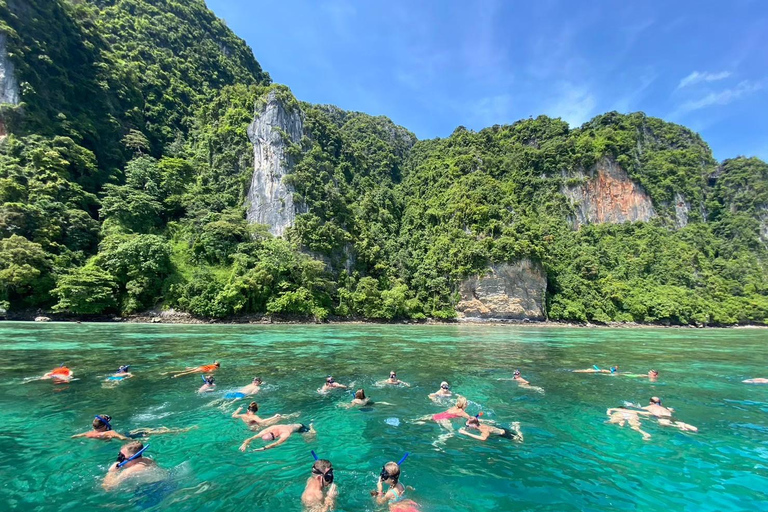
[245,90,304,236]
[0,34,19,107]
[563,157,656,228]
[456,260,547,321]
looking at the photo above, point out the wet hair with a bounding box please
[456,396,468,409]
[467,417,481,427]
[313,459,332,473]
[93,414,112,430]
[649,369,659,375]
[248,402,259,413]
[650,396,662,405]
[440,381,449,388]
[382,462,401,484]
[355,389,366,400]
[214,361,221,367]
[253,377,262,384]
[123,441,144,456]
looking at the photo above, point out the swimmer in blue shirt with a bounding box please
[105,365,133,383]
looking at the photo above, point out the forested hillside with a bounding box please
[1,0,767,325]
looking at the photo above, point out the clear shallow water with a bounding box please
[1,322,767,512]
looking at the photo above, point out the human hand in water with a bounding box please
[327,484,338,500]
[239,443,248,452]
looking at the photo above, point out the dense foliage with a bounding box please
[1,0,767,325]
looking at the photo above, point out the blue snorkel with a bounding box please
[593,365,600,371]
[118,365,130,373]
[610,366,618,374]
[311,450,319,461]
[397,452,410,466]
[201,374,207,383]
[117,444,149,468]
[95,415,112,431]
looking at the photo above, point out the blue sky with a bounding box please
[207,0,768,161]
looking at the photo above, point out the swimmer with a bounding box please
[126,426,197,438]
[166,361,220,378]
[624,369,659,380]
[378,371,410,387]
[38,364,73,382]
[105,365,133,382]
[371,461,420,511]
[512,369,529,385]
[459,417,523,442]
[606,408,652,440]
[319,376,348,393]
[239,423,315,452]
[574,365,619,374]
[639,397,698,433]
[198,375,216,393]
[428,381,452,400]
[237,377,263,396]
[301,458,338,512]
[232,401,298,428]
[102,441,162,491]
[743,378,768,384]
[72,415,129,440]
[430,396,471,429]
[341,389,392,408]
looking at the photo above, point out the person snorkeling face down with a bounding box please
[355,389,366,400]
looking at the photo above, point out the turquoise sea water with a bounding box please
[1,322,767,511]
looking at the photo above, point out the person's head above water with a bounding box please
[326,376,335,384]
[455,396,468,409]
[650,396,662,405]
[610,366,619,373]
[355,389,366,400]
[440,381,450,390]
[203,375,215,385]
[513,369,521,377]
[247,401,259,413]
[466,416,481,429]
[117,365,130,374]
[252,377,262,385]
[649,369,659,377]
[312,459,334,487]
[389,371,397,380]
[380,461,401,484]
[93,414,112,431]
[116,441,146,467]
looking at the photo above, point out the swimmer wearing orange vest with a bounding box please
[40,365,73,381]
[166,361,220,378]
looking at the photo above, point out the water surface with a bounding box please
[1,322,767,511]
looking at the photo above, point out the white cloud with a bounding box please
[542,84,596,127]
[676,80,765,114]
[677,70,731,89]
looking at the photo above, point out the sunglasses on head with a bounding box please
[313,467,334,483]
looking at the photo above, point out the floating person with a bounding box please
[301,456,338,512]
[37,364,73,382]
[72,415,129,440]
[319,376,348,393]
[743,378,768,384]
[605,408,652,440]
[574,365,619,374]
[378,371,410,387]
[102,442,164,491]
[239,422,315,452]
[638,397,698,432]
[341,389,393,409]
[430,396,471,429]
[232,402,298,428]
[225,377,263,399]
[198,375,216,393]
[428,381,452,400]
[459,416,524,442]
[623,369,659,380]
[105,365,133,383]
[371,456,420,511]
[165,361,220,378]
[72,414,196,440]
[512,369,529,385]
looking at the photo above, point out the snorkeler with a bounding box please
[72,415,129,440]
[459,416,523,442]
[319,376,348,392]
[371,460,421,511]
[624,369,659,380]
[574,365,619,374]
[301,458,338,512]
[428,381,452,400]
[347,389,371,407]
[38,365,73,381]
[198,375,216,393]
[72,414,196,440]
[105,365,133,382]
[743,378,768,384]
[512,369,529,385]
[166,361,220,378]
[232,401,297,428]
[239,423,315,452]
[378,371,410,387]
[606,408,652,440]
[239,377,263,395]
[639,397,698,432]
[102,441,162,491]
[430,396,471,429]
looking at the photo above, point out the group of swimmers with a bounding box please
[36,360,768,510]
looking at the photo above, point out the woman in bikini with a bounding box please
[371,461,420,511]
[431,396,471,429]
[166,361,220,378]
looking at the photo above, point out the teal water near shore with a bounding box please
[1,322,767,511]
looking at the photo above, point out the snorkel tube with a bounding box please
[311,450,319,461]
[117,444,149,468]
[593,365,600,371]
[397,452,410,466]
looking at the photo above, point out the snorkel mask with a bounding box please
[310,452,334,484]
[202,375,215,385]
[116,444,149,468]
[610,366,618,374]
[390,372,397,379]
[514,369,521,377]
[117,365,130,373]
[440,383,449,390]
[95,415,113,431]
[326,376,334,384]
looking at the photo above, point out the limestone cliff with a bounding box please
[0,34,19,106]
[456,260,547,321]
[563,157,656,228]
[245,90,304,236]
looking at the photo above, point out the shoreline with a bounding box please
[2,309,766,329]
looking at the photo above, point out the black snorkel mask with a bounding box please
[313,467,334,484]
[95,415,113,431]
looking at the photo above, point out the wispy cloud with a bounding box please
[676,80,765,114]
[541,83,596,127]
[677,70,732,89]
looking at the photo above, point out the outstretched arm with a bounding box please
[71,432,89,438]
[458,428,487,441]
[254,435,289,452]
[239,430,267,451]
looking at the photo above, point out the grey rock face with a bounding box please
[245,90,304,236]
[674,192,690,228]
[456,260,547,321]
[563,157,656,228]
[0,34,19,106]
